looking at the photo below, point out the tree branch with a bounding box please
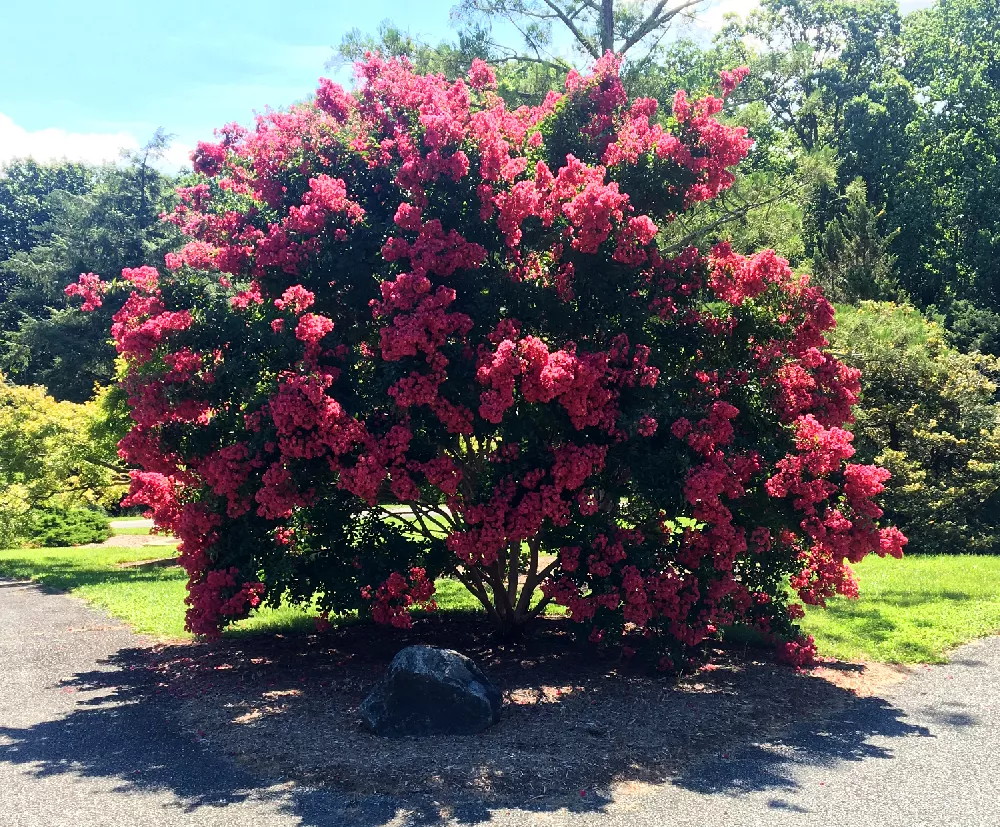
[663,189,800,253]
[495,54,570,72]
[541,0,600,58]
[515,556,559,616]
[453,566,502,625]
[620,0,705,56]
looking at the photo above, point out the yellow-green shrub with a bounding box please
[831,303,1000,553]
[0,376,126,547]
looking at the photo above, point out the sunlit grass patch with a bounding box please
[799,554,1000,663]
[4,545,995,662]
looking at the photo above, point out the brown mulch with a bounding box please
[810,659,912,696]
[141,616,914,808]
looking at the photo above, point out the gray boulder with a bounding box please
[360,645,502,737]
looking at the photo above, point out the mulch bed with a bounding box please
[140,615,913,808]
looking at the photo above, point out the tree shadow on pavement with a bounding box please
[671,694,936,800]
[0,657,260,812]
[0,610,958,827]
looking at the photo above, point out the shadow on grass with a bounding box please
[0,580,961,827]
[867,589,977,607]
[811,600,947,661]
[0,556,184,594]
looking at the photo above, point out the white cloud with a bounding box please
[156,140,193,174]
[0,112,193,173]
[698,0,758,32]
[0,112,139,166]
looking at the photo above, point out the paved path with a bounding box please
[2,579,998,827]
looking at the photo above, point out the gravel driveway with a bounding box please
[1,578,997,826]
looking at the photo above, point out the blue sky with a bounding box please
[0,0,933,169]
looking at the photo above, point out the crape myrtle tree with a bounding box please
[68,54,905,668]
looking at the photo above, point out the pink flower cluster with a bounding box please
[362,567,436,628]
[64,272,108,311]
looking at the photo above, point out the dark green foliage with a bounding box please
[0,132,181,401]
[0,159,95,265]
[813,179,900,301]
[897,0,1000,310]
[29,506,112,547]
[937,300,1000,358]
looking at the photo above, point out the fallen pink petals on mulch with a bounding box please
[142,616,911,807]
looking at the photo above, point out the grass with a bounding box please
[799,554,1000,663]
[0,546,191,637]
[109,526,154,536]
[0,546,331,639]
[0,544,506,640]
[3,543,999,662]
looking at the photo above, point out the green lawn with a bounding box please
[799,554,1000,663]
[2,544,999,662]
[0,545,489,640]
[0,546,192,637]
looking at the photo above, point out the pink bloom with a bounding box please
[468,58,497,91]
[719,66,750,97]
[64,272,108,311]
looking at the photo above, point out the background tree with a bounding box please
[896,0,1000,310]
[452,0,707,69]
[0,131,181,401]
[813,179,899,301]
[717,0,912,269]
[831,303,1000,554]
[0,375,126,547]
[935,299,1000,357]
[0,159,95,265]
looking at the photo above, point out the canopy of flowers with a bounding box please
[67,53,905,668]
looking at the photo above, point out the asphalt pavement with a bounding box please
[2,578,998,827]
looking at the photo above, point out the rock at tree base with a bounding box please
[360,645,502,737]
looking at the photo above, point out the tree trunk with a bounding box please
[601,0,615,55]
[458,540,555,640]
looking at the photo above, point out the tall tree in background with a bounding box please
[813,178,900,301]
[452,0,706,77]
[719,0,912,276]
[0,130,181,401]
[898,0,1000,311]
[0,159,95,265]
[735,0,906,155]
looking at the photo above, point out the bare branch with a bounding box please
[495,54,570,72]
[663,189,800,253]
[620,0,705,56]
[541,0,600,58]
